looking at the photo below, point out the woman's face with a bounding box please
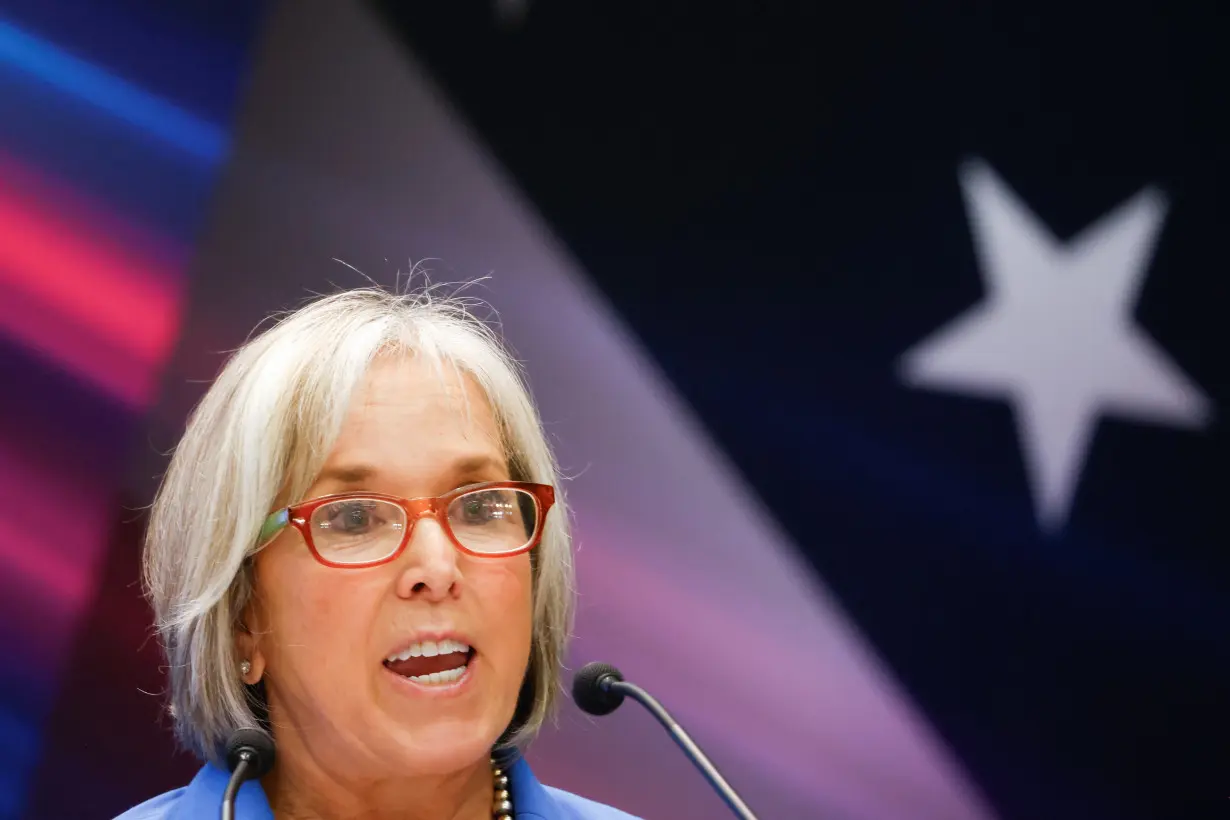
[241,355,534,779]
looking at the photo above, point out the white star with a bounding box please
[899,159,1213,532]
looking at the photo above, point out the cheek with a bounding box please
[470,552,532,597]
[472,557,533,657]
[257,554,374,673]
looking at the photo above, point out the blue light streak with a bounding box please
[0,19,226,164]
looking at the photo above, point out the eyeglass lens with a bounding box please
[308,488,539,563]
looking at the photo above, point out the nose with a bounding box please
[393,515,462,601]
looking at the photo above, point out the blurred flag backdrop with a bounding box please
[1,2,1226,820]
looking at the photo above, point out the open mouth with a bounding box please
[383,639,475,685]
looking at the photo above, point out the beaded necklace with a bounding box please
[490,758,513,818]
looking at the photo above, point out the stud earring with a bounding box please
[240,660,252,677]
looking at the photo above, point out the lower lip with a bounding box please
[382,657,477,698]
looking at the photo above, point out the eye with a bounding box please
[457,491,513,525]
[321,500,384,534]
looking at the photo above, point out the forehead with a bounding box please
[324,353,505,476]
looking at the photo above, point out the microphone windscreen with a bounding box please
[572,662,626,716]
[225,728,276,779]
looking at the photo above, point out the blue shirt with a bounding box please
[114,756,638,820]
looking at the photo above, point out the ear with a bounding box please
[235,598,268,685]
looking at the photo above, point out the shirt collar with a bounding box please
[174,763,272,820]
[176,755,559,819]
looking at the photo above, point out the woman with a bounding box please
[118,288,637,819]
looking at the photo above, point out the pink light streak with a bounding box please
[0,437,109,609]
[0,152,186,406]
[566,524,976,818]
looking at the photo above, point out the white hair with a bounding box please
[143,286,574,764]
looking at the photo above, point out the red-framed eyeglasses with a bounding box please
[257,481,555,568]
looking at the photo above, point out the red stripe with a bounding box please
[0,153,185,400]
[0,265,157,405]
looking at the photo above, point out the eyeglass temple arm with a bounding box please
[257,508,291,546]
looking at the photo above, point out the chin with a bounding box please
[382,719,505,774]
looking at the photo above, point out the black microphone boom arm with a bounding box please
[604,677,759,820]
[221,728,275,820]
[570,662,760,820]
[220,754,252,820]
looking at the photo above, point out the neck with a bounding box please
[262,749,494,820]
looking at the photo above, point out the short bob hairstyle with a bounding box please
[143,286,574,765]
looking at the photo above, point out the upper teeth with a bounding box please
[386,639,470,663]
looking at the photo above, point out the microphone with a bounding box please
[221,728,276,820]
[572,662,760,820]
